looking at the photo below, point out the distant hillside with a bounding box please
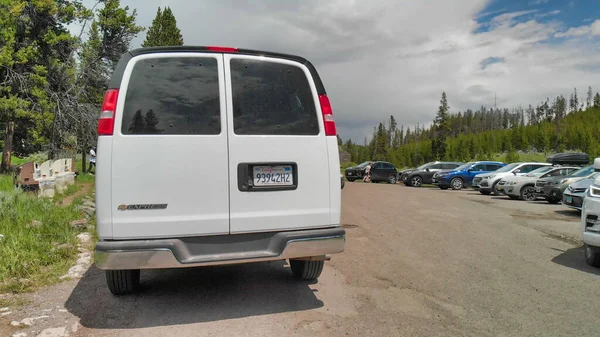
[342,90,600,168]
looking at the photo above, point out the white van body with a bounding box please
[94,46,345,295]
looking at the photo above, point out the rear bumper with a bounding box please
[95,227,346,270]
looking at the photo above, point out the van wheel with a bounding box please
[585,244,600,267]
[289,259,324,280]
[106,269,140,295]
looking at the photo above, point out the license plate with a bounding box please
[253,165,293,186]
[565,196,573,203]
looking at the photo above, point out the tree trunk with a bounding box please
[1,121,15,173]
[81,146,87,173]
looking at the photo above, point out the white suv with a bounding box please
[473,162,551,195]
[581,158,600,267]
[94,46,345,295]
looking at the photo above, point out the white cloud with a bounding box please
[74,0,600,141]
[555,20,600,38]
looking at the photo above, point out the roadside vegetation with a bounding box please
[0,175,92,293]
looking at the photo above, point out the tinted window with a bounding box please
[122,57,221,135]
[518,165,534,173]
[471,164,485,171]
[372,163,382,169]
[485,164,501,171]
[429,164,442,170]
[230,59,319,135]
[385,163,395,169]
[442,163,459,169]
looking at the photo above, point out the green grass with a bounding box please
[0,175,87,293]
[492,152,548,163]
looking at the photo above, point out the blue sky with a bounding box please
[75,0,600,141]
[476,0,600,34]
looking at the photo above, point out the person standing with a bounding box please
[363,161,372,182]
[89,146,96,173]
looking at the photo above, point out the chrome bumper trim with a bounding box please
[95,231,345,270]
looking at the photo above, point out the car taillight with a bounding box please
[318,94,336,136]
[206,46,238,53]
[98,89,119,136]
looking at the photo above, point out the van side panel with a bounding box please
[326,137,341,225]
[95,136,114,239]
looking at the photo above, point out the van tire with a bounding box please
[106,269,140,295]
[289,259,324,280]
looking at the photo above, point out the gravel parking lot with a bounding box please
[3,182,599,337]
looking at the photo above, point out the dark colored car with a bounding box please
[344,161,370,182]
[538,165,595,203]
[398,167,417,182]
[404,161,463,187]
[369,161,399,184]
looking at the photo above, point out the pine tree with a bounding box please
[144,109,162,134]
[587,86,593,109]
[432,92,450,159]
[128,110,146,134]
[142,7,184,47]
[594,93,600,108]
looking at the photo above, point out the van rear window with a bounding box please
[230,59,319,135]
[121,57,221,135]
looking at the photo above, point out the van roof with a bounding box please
[109,45,326,95]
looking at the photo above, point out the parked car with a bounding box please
[538,165,596,204]
[436,161,506,190]
[473,162,551,195]
[404,161,462,187]
[501,166,578,201]
[93,45,346,295]
[563,172,600,211]
[581,158,600,267]
[398,167,417,182]
[369,161,399,184]
[344,161,371,182]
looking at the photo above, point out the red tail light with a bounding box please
[98,89,119,136]
[319,94,336,136]
[206,46,238,53]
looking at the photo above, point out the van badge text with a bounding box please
[118,204,168,211]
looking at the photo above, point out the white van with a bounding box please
[94,46,346,295]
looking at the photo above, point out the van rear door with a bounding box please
[224,54,337,233]
[110,53,229,239]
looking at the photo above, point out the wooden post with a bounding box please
[0,121,15,173]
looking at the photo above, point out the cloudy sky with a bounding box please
[79,0,600,142]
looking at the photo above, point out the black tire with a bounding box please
[450,177,463,190]
[492,181,502,195]
[508,195,520,200]
[520,185,537,201]
[439,186,449,190]
[388,174,397,184]
[105,269,140,295]
[546,197,560,204]
[480,190,491,195]
[289,259,324,280]
[410,176,423,187]
[585,244,600,267]
[347,178,356,182]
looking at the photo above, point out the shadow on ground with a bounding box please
[554,209,581,218]
[65,261,323,329]
[551,246,600,276]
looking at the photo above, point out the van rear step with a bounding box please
[95,228,345,270]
